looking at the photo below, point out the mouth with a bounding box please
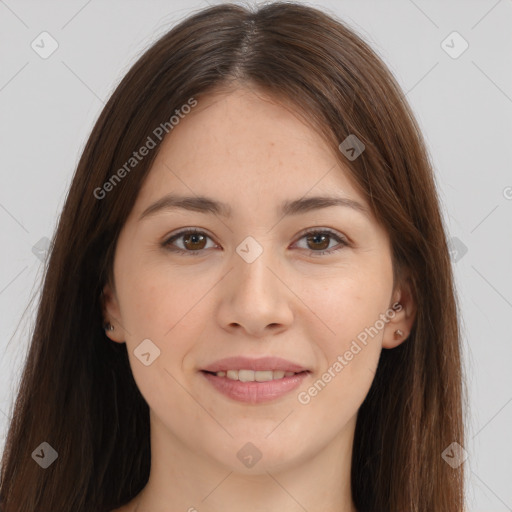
[200,356,311,403]
[201,369,308,382]
[200,369,311,405]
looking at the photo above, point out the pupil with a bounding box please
[309,233,329,250]
[186,233,204,249]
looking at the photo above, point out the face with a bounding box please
[103,86,415,474]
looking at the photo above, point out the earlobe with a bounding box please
[100,283,125,343]
[383,325,409,349]
[382,276,417,349]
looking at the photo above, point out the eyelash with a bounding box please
[162,227,349,257]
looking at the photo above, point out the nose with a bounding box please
[216,247,294,338]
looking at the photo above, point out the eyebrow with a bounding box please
[138,193,370,221]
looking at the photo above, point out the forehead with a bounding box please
[133,87,370,220]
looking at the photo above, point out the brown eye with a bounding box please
[305,232,331,251]
[163,229,216,256]
[182,232,207,250]
[294,229,348,256]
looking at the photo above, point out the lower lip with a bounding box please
[201,371,310,404]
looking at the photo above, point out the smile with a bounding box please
[211,369,299,381]
[201,369,310,403]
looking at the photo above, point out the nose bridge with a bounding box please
[233,234,279,299]
[218,233,293,334]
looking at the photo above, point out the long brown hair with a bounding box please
[0,3,467,511]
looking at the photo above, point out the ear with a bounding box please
[101,281,126,343]
[382,271,416,349]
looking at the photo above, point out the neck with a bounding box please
[132,412,358,512]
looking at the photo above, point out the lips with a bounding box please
[201,356,309,374]
[200,356,311,403]
[201,370,310,403]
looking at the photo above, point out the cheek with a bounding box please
[116,257,191,336]
[298,263,391,383]
[296,277,386,421]
[117,262,216,378]
[301,264,392,340]
[116,266,202,408]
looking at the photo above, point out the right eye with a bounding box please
[162,228,217,256]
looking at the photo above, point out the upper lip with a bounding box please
[202,356,310,373]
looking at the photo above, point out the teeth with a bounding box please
[215,369,299,381]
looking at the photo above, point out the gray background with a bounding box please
[0,0,511,510]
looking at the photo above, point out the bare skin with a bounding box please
[105,85,416,512]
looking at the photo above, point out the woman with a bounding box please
[0,2,467,511]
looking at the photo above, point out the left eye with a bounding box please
[294,229,348,255]
[163,228,348,257]
[163,229,216,255]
